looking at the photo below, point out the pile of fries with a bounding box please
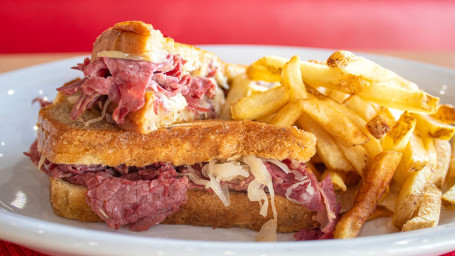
[223,50,455,238]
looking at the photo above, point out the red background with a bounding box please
[1,0,455,53]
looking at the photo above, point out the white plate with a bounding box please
[1,46,455,256]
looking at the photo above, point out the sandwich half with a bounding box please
[27,93,339,240]
[57,21,228,134]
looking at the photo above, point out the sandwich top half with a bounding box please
[57,21,232,134]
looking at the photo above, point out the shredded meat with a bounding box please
[57,55,216,124]
[25,141,188,231]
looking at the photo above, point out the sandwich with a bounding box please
[26,92,340,241]
[57,21,228,134]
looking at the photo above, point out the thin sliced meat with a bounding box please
[57,55,217,124]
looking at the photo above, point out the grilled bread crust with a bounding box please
[37,94,316,167]
[50,177,318,232]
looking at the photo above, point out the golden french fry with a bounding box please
[321,169,347,192]
[359,83,439,114]
[299,97,369,147]
[248,56,357,95]
[221,74,270,119]
[269,101,303,126]
[402,184,441,231]
[246,56,287,82]
[281,55,307,100]
[333,137,368,176]
[344,95,378,121]
[298,113,354,172]
[423,136,438,169]
[450,139,455,178]
[367,205,393,221]
[414,113,455,140]
[307,88,382,158]
[442,184,455,208]
[431,104,455,125]
[327,50,419,91]
[382,111,416,152]
[366,115,391,139]
[393,133,429,187]
[324,88,350,104]
[231,86,289,120]
[432,139,451,188]
[375,107,396,127]
[301,60,371,94]
[334,151,402,239]
[248,53,439,113]
[393,166,433,229]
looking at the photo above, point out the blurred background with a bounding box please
[1,0,455,53]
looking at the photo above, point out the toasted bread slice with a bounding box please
[37,93,316,167]
[88,21,228,133]
[50,177,317,232]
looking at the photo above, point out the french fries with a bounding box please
[414,113,455,140]
[324,88,350,104]
[231,85,289,120]
[247,53,439,113]
[307,87,383,158]
[220,74,270,119]
[228,49,454,239]
[382,111,416,152]
[334,152,402,238]
[343,95,378,121]
[269,101,303,126]
[450,139,455,178]
[359,83,439,114]
[431,104,455,124]
[366,114,391,139]
[333,137,368,176]
[375,107,397,127]
[298,114,354,172]
[393,133,429,187]
[321,169,347,192]
[281,56,307,100]
[432,140,451,188]
[442,184,455,208]
[299,97,369,147]
[393,166,433,229]
[246,56,286,82]
[402,184,442,231]
[327,50,419,91]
